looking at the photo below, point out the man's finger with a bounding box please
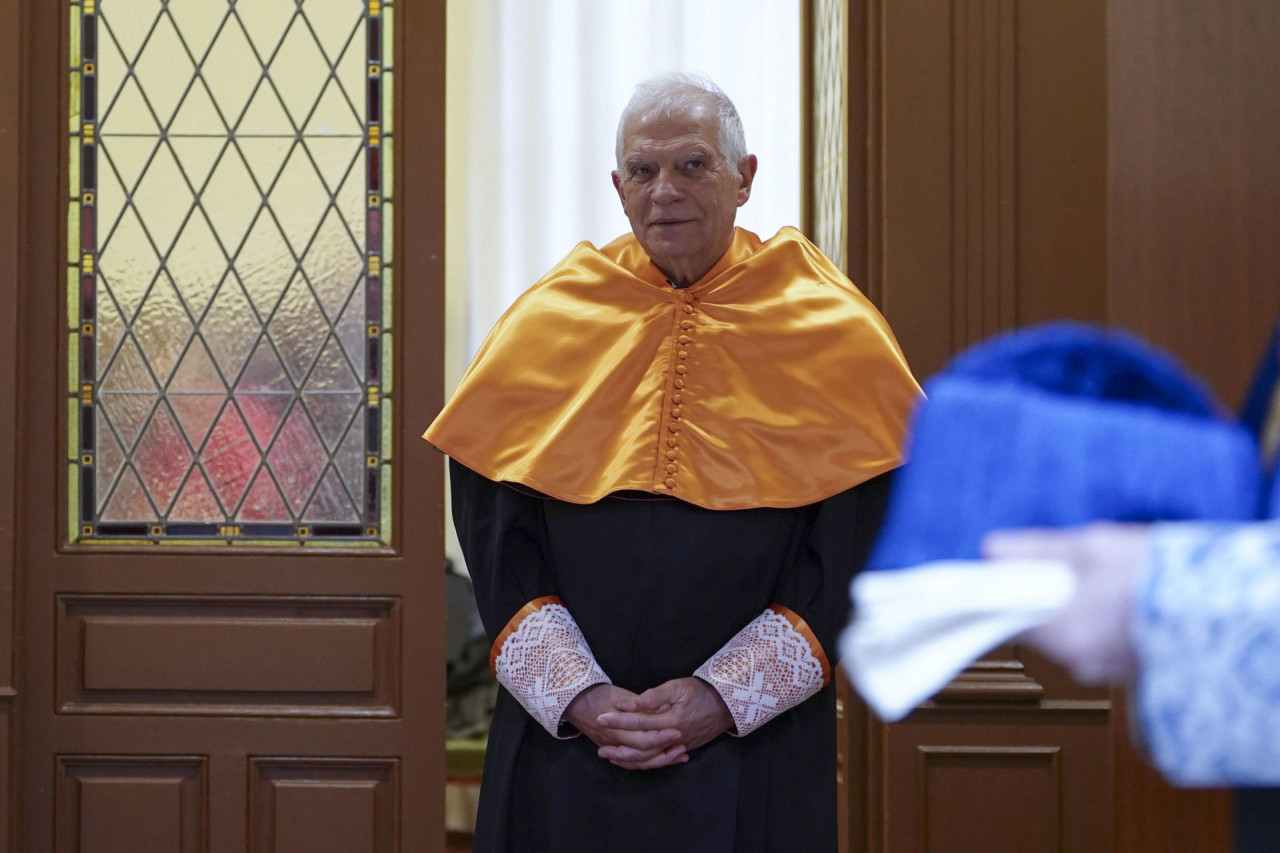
[632,682,679,712]
[597,710,676,731]
[603,744,689,770]
[981,528,1069,562]
[596,724,683,750]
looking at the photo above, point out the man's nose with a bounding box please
[651,168,682,203]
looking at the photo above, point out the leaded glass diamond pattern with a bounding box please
[68,0,393,544]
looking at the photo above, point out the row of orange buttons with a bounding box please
[660,292,697,491]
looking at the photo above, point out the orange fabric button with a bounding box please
[678,350,689,359]
[672,393,683,404]
[679,335,692,344]
[664,478,677,488]
[667,422,680,432]
[670,407,681,418]
[665,464,677,474]
[683,305,694,314]
[666,450,678,460]
[673,378,685,389]
[675,365,688,375]
[667,437,677,447]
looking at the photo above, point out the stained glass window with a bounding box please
[68,0,393,545]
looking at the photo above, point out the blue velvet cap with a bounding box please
[866,323,1263,571]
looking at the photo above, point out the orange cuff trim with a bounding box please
[770,604,832,687]
[489,595,563,673]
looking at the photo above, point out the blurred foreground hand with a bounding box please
[982,523,1151,684]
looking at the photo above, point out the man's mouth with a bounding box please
[652,218,691,227]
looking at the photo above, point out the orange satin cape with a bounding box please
[424,226,922,511]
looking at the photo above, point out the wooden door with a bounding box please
[6,1,447,850]
[809,0,1276,850]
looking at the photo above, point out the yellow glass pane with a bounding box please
[236,0,296,60]
[304,82,363,139]
[337,14,366,97]
[382,5,393,67]
[102,0,162,65]
[68,265,79,317]
[378,258,389,325]
[96,276,124,374]
[380,461,391,544]
[70,6,81,67]
[67,203,80,265]
[382,200,393,265]
[201,146,260,249]
[164,212,226,318]
[99,137,153,214]
[133,14,194,129]
[309,137,362,197]
[68,331,78,395]
[69,137,80,197]
[101,76,160,135]
[305,0,363,63]
[382,136,392,198]
[270,146,329,255]
[201,19,261,125]
[382,71,393,134]
[68,397,79,459]
[98,207,162,321]
[237,137,293,192]
[236,215,295,317]
[168,137,225,195]
[170,80,228,136]
[381,397,391,459]
[271,20,328,127]
[381,331,392,395]
[71,71,82,135]
[96,19,127,113]
[237,82,294,136]
[131,144,194,257]
[68,462,79,542]
[302,207,363,321]
[166,0,227,64]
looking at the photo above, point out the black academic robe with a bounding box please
[450,458,892,853]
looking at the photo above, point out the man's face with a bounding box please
[612,102,757,285]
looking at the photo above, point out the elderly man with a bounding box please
[426,73,920,852]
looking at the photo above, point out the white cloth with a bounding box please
[840,559,1076,722]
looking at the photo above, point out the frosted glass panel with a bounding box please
[68,0,393,545]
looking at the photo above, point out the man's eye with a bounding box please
[632,166,652,178]
[686,160,704,170]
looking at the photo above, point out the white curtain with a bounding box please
[448,0,803,367]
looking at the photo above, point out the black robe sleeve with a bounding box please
[772,468,895,666]
[448,458,559,642]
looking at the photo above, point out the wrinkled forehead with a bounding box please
[620,102,721,159]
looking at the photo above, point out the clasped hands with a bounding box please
[564,677,733,771]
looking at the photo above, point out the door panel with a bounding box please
[13,1,446,850]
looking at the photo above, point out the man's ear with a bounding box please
[736,155,759,206]
[612,171,626,210]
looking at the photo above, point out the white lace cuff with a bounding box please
[694,605,830,737]
[490,596,611,738]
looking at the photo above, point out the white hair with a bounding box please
[615,72,749,171]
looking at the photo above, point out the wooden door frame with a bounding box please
[0,0,448,848]
[0,0,24,848]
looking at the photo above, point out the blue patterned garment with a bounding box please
[1134,521,1280,785]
